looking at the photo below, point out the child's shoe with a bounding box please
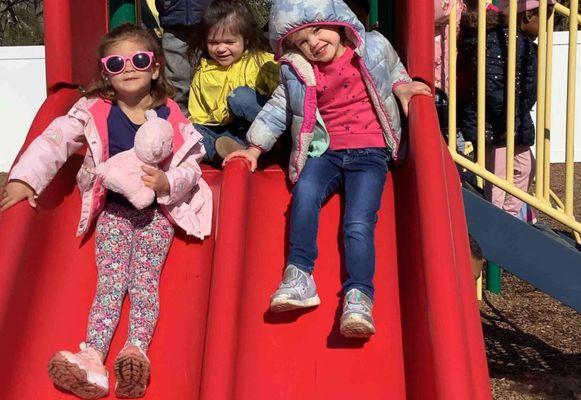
[215,136,245,160]
[270,265,321,312]
[47,343,109,399]
[340,289,376,338]
[114,344,150,398]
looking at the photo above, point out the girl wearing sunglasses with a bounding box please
[1,24,212,399]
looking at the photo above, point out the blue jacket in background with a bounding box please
[458,25,538,147]
[155,0,212,28]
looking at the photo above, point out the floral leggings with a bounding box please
[85,202,174,356]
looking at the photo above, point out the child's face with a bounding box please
[520,6,554,39]
[290,26,346,63]
[207,25,245,67]
[104,39,159,100]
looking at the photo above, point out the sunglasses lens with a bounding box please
[132,53,152,69]
[105,56,125,73]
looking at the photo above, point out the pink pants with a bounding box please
[484,144,535,219]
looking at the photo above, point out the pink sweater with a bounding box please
[314,47,385,150]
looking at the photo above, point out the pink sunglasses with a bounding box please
[101,51,155,75]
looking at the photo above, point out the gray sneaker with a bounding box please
[270,265,321,313]
[340,289,376,338]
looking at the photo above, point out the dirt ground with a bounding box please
[0,165,580,399]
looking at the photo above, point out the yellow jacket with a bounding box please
[188,51,280,126]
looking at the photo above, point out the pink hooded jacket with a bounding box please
[9,96,212,239]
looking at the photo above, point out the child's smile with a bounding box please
[207,27,245,67]
[291,25,346,63]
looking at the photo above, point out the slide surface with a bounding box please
[0,0,491,398]
[0,93,489,400]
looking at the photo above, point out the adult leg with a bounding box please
[162,27,194,115]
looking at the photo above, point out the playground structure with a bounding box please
[441,0,581,307]
[3,0,579,399]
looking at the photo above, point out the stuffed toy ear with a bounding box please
[145,109,158,121]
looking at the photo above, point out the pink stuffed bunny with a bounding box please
[97,110,174,209]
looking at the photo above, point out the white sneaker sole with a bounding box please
[270,294,321,313]
[340,314,376,338]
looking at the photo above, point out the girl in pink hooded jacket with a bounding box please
[1,25,211,399]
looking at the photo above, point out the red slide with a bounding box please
[0,0,490,399]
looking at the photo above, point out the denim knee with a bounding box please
[343,220,375,241]
[227,86,257,117]
[292,178,327,210]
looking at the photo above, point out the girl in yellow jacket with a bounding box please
[188,0,279,163]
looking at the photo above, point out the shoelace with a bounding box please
[346,301,367,312]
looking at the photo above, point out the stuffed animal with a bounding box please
[96,109,174,209]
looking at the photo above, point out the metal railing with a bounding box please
[446,0,581,243]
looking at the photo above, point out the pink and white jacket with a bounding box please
[9,96,212,239]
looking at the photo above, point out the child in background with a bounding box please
[188,0,279,164]
[156,0,212,114]
[434,0,464,95]
[434,0,464,146]
[1,25,211,399]
[459,0,555,221]
[225,0,430,338]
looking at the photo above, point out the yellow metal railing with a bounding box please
[446,0,581,243]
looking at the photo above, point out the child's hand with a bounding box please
[393,81,432,116]
[141,165,170,195]
[223,147,262,172]
[0,180,37,211]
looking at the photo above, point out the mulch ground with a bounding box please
[484,163,581,400]
[0,165,580,399]
[482,273,581,399]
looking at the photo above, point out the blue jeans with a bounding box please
[197,86,267,163]
[288,148,389,300]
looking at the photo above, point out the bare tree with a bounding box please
[0,0,44,46]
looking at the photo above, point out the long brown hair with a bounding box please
[85,24,174,107]
[187,0,270,70]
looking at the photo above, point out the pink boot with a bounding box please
[47,343,109,399]
[114,344,150,398]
